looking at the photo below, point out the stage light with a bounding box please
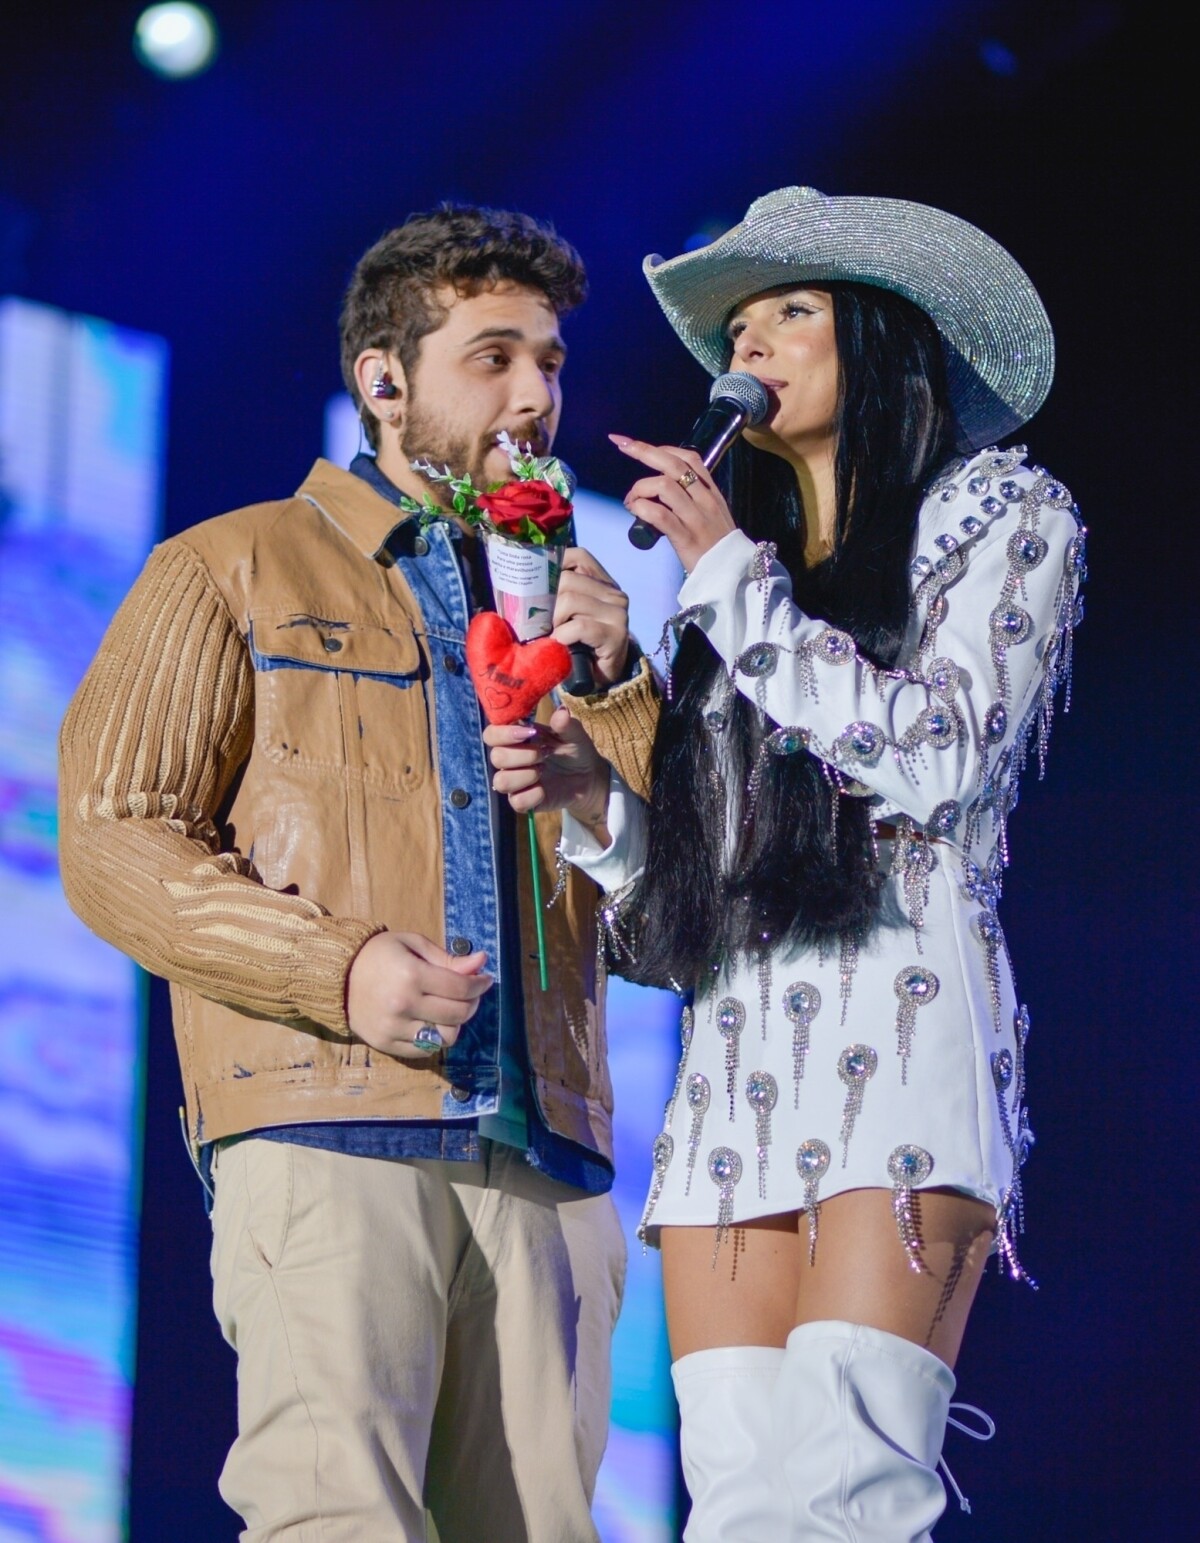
[134,4,219,79]
[684,219,731,253]
[980,39,1019,77]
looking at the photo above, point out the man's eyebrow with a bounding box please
[459,326,567,353]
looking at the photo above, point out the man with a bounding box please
[58,203,656,1542]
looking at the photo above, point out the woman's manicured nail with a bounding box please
[608,433,633,448]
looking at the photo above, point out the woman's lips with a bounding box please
[755,380,786,423]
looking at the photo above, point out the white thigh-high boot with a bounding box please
[773,1320,954,1541]
[671,1345,791,1542]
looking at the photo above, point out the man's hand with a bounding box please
[552,547,631,688]
[346,931,492,1059]
[484,707,610,840]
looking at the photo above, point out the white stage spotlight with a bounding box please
[134,4,219,79]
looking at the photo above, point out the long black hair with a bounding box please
[628,281,961,986]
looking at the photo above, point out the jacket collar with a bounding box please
[295,457,419,561]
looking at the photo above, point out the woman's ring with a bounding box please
[676,469,698,489]
[412,1026,444,1053]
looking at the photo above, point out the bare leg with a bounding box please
[663,1212,805,1359]
[793,1186,995,1366]
[661,1186,994,1367]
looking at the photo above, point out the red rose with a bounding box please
[477,479,572,539]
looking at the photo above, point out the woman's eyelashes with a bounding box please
[727,297,818,342]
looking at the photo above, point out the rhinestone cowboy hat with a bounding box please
[644,185,1054,452]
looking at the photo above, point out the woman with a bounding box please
[487,186,1084,1540]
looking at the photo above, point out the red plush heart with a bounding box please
[465,610,572,724]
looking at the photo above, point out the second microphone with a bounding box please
[627,372,771,550]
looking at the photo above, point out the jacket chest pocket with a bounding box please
[251,614,430,794]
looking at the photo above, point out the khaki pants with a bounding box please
[210,1138,626,1542]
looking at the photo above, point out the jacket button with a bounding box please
[413,535,430,556]
[449,787,471,809]
[449,935,472,955]
[442,655,460,674]
[323,637,343,653]
[450,1085,472,1103]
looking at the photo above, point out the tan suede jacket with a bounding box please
[58,459,659,1164]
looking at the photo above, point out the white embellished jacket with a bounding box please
[666,445,1083,885]
[568,444,1085,936]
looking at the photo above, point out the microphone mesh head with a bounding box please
[709,371,770,425]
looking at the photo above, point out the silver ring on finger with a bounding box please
[676,469,698,489]
[412,1025,445,1053]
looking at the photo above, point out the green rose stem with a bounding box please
[526,809,550,991]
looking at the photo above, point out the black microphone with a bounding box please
[627,372,771,550]
[556,461,598,695]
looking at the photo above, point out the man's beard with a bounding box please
[401,403,492,496]
[401,402,544,500]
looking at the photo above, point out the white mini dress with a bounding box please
[563,446,1084,1274]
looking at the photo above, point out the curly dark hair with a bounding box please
[339,202,588,448]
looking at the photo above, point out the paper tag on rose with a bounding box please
[483,534,565,641]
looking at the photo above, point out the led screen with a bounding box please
[0,297,167,1542]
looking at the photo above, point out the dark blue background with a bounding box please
[3,1,1193,1537]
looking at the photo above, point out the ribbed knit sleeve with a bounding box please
[565,654,661,804]
[57,540,382,1036]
